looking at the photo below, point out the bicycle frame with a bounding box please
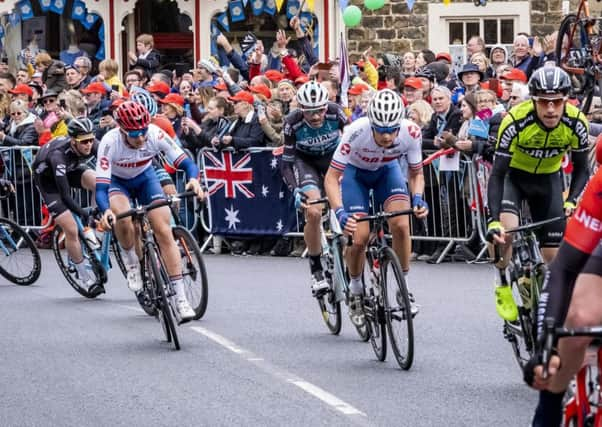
[0,221,23,256]
[71,213,113,273]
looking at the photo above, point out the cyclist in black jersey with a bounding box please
[33,117,101,294]
[487,66,590,322]
[281,81,347,294]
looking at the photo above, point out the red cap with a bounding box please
[500,68,527,83]
[295,75,310,85]
[151,114,177,139]
[436,52,452,63]
[348,83,370,96]
[214,81,228,91]
[264,70,285,82]
[228,90,255,104]
[81,82,107,95]
[9,84,33,97]
[158,93,185,106]
[249,84,272,100]
[404,77,423,90]
[147,81,171,95]
[356,57,378,69]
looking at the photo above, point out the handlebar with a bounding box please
[355,209,415,223]
[111,191,199,222]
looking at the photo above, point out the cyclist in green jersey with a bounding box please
[486,66,590,322]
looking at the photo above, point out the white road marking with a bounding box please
[189,325,367,419]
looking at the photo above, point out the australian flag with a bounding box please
[202,149,296,236]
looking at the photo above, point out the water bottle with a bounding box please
[517,274,532,309]
[83,226,100,250]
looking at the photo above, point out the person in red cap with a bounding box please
[147,81,170,101]
[265,70,285,83]
[435,52,452,65]
[402,77,424,106]
[158,93,186,138]
[211,91,265,149]
[81,82,111,129]
[249,84,272,102]
[8,84,34,104]
[499,68,528,102]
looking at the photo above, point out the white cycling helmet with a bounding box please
[367,89,405,128]
[296,80,329,110]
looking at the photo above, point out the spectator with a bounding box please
[322,78,339,103]
[195,59,219,88]
[16,68,30,85]
[158,93,185,138]
[422,85,462,149]
[178,80,193,100]
[507,82,530,109]
[182,96,232,153]
[489,45,509,74]
[456,63,484,95]
[81,82,110,128]
[73,56,93,87]
[98,59,125,95]
[415,67,436,100]
[407,99,434,129]
[39,91,67,138]
[510,34,539,78]
[8,84,33,105]
[276,79,296,114]
[35,52,67,94]
[466,35,486,60]
[259,99,285,147]
[127,33,160,79]
[65,65,86,90]
[402,77,424,106]
[402,51,417,76]
[499,68,528,103]
[470,52,492,80]
[147,80,170,102]
[124,70,144,90]
[216,90,266,149]
[0,100,38,146]
[415,49,436,68]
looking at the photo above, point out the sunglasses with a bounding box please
[302,107,327,116]
[372,125,400,135]
[42,98,56,104]
[77,138,95,145]
[509,96,521,101]
[126,128,148,138]
[533,96,567,107]
[10,111,23,117]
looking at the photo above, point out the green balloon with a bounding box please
[364,0,385,11]
[343,5,362,27]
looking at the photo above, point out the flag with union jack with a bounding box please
[202,149,296,236]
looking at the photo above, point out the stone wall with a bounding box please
[345,0,566,57]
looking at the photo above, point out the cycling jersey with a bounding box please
[280,102,347,189]
[564,169,602,255]
[330,117,422,172]
[95,124,198,212]
[33,136,98,218]
[496,101,589,174]
[488,101,591,222]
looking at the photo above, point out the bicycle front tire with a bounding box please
[0,217,41,286]
[381,247,414,370]
[148,246,180,350]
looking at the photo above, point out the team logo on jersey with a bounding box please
[100,157,109,170]
[340,143,351,155]
[407,124,421,139]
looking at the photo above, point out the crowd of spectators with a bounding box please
[0,19,597,259]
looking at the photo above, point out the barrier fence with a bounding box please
[3,146,491,264]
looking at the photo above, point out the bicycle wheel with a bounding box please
[505,266,534,370]
[556,14,596,112]
[110,234,128,278]
[147,245,180,350]
[364,254,386,361]
[0,217,41,285]
[317,239,342,335]
[172,225,208,320]
[381,247,414,370]
[52,225,106,298]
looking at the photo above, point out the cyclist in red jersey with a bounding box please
[526,140,602,427]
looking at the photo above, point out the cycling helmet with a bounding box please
[67,117,94,138]
[415,67,435,81]
[114,101,150,131]
[130,87,158,117]
[529,66,571,96]
[296,80,329,110]
[367,89,405,128]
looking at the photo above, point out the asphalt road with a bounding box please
[0,251,536,426]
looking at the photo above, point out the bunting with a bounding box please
[263,0,276,15]
[17,0,34,21]
[251,0,265,16]
[81,12,99,30]
[49,0,66,15]
[8,13,21,28]
[216,12,230,32]
[38,0,51,12]
[306,0,315,12]
[286,0,300,18]
[276,0,285,12]
[229,0,246,22]
[339,0,348,11]
[406,0,415,10]
[71,0,87,22]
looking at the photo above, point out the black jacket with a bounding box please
[227,112,266,149]
[422,106,463,150]
[1,113,39,184]
[132,49,161,79]
[181,117,221,153]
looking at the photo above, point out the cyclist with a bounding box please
[32,118,102,295]
[524,141,602,427]
[487,66,590,322]
[95,101,204,323]
[281,80,347,295]
[324,89,428,323]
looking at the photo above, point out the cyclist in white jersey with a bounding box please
[325,89,429,324]
[96,101,204,322]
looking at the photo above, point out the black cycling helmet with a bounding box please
[415,67,435,82]
[67,117,94,138]
[528,66,571,96]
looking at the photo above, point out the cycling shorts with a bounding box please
[294,153,332,191]
[342,162,409,215]
[109,166,165,206]
[582,241,602,276]
[501,170,565,247]
[36,165,89,217]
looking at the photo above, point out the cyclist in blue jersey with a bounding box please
[281,81,348,295]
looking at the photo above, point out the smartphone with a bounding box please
[528,37,534,48]
[183,104,191,119]
[111,84,119,92]
[59,99,66,109]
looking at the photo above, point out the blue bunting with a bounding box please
[263,0,276,15]
[286,0,300,19]
[98,23,104,40]
[49,0,66,15]
[8,13,21,28]
[406,0,416,11]
[95,43,105,61]
[229,0,246,23]
[339,0,348,11]
[71,0,87,22]
[18,0,34,21]
[216,12,230,32]
[251,0,264,16]
[81,12,99,30]
[38,0,51,12]
[299,12,313,32]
